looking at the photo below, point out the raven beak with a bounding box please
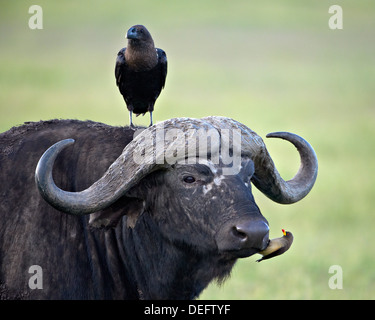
[126,27,138,40]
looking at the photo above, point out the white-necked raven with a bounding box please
[115,25,167,127]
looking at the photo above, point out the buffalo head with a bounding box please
[35,116,318,260]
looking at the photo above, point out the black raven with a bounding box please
[115,25,167,127]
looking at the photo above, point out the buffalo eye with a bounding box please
[183,176,196,184]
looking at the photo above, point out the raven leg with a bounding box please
[149,112,153,127]
[129,111,136,129]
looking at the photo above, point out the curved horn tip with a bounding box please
[57,138,75,146]
[266,131,318,164]
[266,131,302,140]
[35,138,76,205]
[261,131,318,204]
[36,138,75,167]
[266,131,316,149]
[35,139,75,176]
[42,138,76,153]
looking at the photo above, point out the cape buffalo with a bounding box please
[0,116,318,299]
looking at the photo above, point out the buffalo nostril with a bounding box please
[233,220,269,249]
[231,226,248,241]
[216,220,269,254]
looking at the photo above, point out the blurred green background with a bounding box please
[1,0,374,299]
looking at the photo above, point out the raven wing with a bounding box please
[156,48,167,89]
[115,47,127,88]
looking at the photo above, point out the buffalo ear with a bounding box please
[89,172,159,229]
[124,198,145,228]
[88,197,144,229]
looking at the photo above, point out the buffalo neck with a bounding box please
[114,212,236,300]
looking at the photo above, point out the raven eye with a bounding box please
[183,176,196,183]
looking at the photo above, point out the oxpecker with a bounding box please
[256,229,294,262]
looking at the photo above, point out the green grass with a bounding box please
[1,0,374,299]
